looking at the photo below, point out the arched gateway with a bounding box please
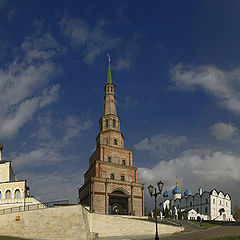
[109,190,129,215]
[78,56,144,216]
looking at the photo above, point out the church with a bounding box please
[0,142,41,210]
[78,57,144,216]
[160,182,235,221]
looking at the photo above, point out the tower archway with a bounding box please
[108,190,129,215]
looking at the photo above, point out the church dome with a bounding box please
[163,190,170,198]
[172,186,181,194]
[0,142,3,151]
[184,189,192,196]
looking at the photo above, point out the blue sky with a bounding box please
[1,0,240,209]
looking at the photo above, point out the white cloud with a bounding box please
[12,113,92,168]
[17,171,83,203]
[63,114,92,141]
[139,148,240,209]
[134,134,187,156]
[210,122,238,140]
[112,57,131,71]
[60,16,121,64]
[120,96,139,109]
[170,63,240,114]
[0,29,61,138]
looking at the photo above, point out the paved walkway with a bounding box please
[96,226,240,240]
[156,226,240,240]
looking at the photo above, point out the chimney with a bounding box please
[199,188,203,195]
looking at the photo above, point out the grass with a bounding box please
[210,236,240,240]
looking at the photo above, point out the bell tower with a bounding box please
[79,56,144,216]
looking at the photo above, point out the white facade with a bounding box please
[0,145,41,210]
[160,188,235,221]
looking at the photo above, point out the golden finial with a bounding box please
[176,176,179,187]
[107,53,111,63]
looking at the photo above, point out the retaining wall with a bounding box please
[0,205,182,239]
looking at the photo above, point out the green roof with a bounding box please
[107,61,112,84]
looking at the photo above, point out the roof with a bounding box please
[172,185,181,194]
[0,160,10,164]
[107,59,112,84]
[184,189,192,196]
[163,190,170,198]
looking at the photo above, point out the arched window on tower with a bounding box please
[14,189,21,200]
[205,207,208,214]
[121,176,125,181]
[110,174,114,180]
[5,190,11,200]
[106,119,108,127]
[206,198,208,204]
[108,157,111,163]
[122,160,126,165]
[113,119,116,128]
[114,139,118,145]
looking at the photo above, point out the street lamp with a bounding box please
[148,180,164,240]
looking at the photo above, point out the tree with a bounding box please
[234,206,240,221]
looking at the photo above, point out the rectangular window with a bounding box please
[121,176,125,181]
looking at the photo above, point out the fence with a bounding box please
[0,199,70,215]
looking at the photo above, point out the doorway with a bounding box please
[108,190,129,215]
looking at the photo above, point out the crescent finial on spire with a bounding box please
[107,53,111,63]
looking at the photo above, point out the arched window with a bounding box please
[14,189,21,200]
[5,190,12,200]
[114,139,118,145]
[0,191,1,200]
[111,87,113,92]
[106,119,108,127]
[190,201,192,206]
[205,207,208,213]
[122,160,126,165]
[121,176,125,181]
[113,119,116,128]
[197,208,199,213]
[206,198,208,204]
[108,157,111,163]
[110,174,114,180]
[213,198,215,204]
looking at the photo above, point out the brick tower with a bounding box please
[79,56,144,216]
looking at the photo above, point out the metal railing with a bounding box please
[0,199,70,215]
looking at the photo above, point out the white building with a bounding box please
[160,182,235,221]
[0,142,41,210]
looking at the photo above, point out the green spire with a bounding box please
[107,54,112,84]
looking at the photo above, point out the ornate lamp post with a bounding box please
[148,180,164,240]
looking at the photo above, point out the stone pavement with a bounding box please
[143,226,240,240]
[96,226,240,240]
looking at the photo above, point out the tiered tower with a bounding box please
[79,56,144,215]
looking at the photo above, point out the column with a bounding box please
[105,181,108,215]
[131,185,133,214]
